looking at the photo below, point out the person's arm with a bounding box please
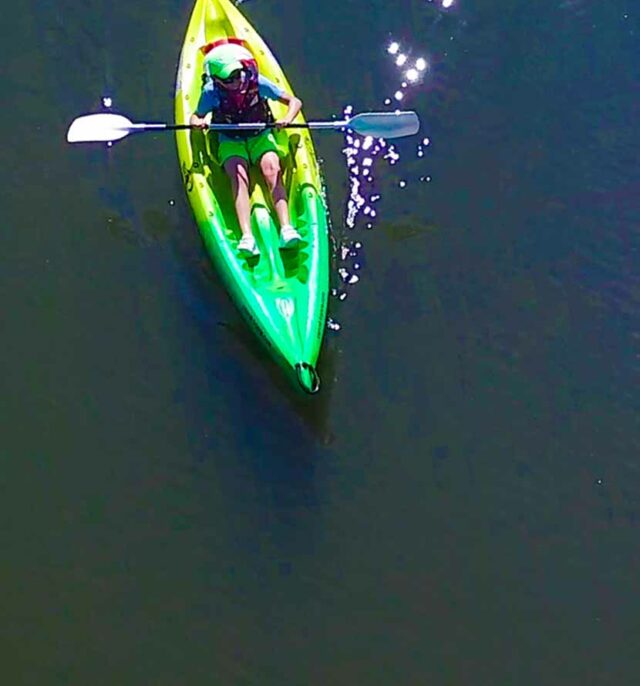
[275,91,302,128]
[258,76,302,127]
[190,85,215,129]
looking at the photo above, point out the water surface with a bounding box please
[2,1,640,683]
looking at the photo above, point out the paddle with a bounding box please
[66,110,420,144]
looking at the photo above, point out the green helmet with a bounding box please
[204,43,254,79]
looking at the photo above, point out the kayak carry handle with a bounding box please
[295,363,321,394]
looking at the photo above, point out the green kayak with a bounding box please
[175,0,330,393]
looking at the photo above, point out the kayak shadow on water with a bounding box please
[195,382,327,565]
[215,309,338,444]
[169,276,328,565]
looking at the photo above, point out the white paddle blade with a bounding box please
[349,111,420,139]
[66,113,134,143]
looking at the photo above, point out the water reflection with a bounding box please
[328,0,468,322]
[330,34,435,314]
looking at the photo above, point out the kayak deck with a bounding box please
[175,0,330,392]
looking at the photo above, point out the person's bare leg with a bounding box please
[259,151,291,228]
[224,156,252,238]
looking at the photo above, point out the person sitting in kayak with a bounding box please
[189,38,303,258]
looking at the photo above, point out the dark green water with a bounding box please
[3,0,640,683]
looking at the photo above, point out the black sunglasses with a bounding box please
[214,69,245,85]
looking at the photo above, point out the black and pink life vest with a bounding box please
[201,38,274,139]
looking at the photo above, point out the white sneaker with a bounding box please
[280,225,302,249]
[238,235,259,257]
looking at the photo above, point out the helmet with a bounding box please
[203,41,256,80]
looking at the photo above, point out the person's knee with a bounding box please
[260,153,281,186]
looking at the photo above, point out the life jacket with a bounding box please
[200,38,274,139]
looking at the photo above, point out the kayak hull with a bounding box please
[175,0,330,393]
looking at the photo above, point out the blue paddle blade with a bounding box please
[348,111,420,139]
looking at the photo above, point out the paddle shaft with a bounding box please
[66,111,419,143]
[139,121,349,132]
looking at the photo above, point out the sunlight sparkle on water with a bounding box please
[338,28,437,302]
[386,40,429,94]
[406,68,420,83]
